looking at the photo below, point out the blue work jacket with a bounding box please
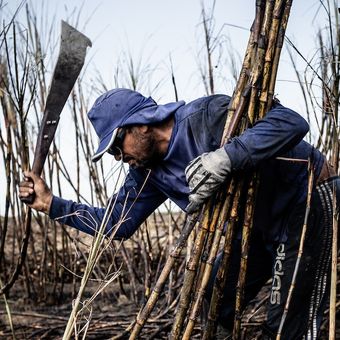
[50,95,324,243]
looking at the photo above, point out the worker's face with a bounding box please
[112,126,159,168]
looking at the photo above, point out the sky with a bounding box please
[3,0,329,106]
[0,0,334,210]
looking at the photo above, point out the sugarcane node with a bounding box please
[242,84,252,97]
[258,34,268,49]
[256,0,266,8]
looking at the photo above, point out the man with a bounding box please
[19,88,339,339]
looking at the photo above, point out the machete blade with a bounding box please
[32,20,92,175]
[21,21,91,205]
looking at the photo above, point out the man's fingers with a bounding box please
[19,179,34,187]
[19,177,34,196]
[19,186,34,194]
[19,191,33,198]
[19,185,34,196]
[23,171,40,183]
[186,202,201,214]
[190,173,211,194]
[19,173,36,200]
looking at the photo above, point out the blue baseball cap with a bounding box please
[88,88,185,162]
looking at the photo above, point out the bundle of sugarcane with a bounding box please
[129,0,293,339]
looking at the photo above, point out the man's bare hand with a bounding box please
[19,171,53,214]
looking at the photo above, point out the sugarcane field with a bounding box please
[1,0,340,339]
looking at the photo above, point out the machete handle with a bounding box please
[20,171,39,205]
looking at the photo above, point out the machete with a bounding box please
[22,21,91,204]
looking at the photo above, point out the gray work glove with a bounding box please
[185,147,231,213]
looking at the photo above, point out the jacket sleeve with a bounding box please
[224,103,309,171]
[49,169,167,240]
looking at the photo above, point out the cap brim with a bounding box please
[91,128,118,162]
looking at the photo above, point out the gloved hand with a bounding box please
[185,147,231,213]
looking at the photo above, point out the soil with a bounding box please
[1,279,339,339]
[1,217,339,339]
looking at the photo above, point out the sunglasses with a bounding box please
[108,128,126,156]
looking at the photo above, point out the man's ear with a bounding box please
[129,125,149,134]
[139,125,150,134]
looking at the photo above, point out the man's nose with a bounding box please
[114,154,122,161]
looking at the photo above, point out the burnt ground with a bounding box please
[1,279,339,339]
[0,280,207,339]
[0,217,339,339]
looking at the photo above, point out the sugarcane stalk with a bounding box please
[258,0,285,117]
[222,35,255,142]
[231,3,285,334]
[182,180,235,339]
[176,7,270,331]
[276,160,314,340]
[197,197,224,287]
[0,69,13,271]
[223,2,292,338]
[203,1,279,337]
[203,179,244,339]
[247,0,275,123]
[129,1,294,338]
[168,201,174,306]
[129,211,199,339]
[63,193,120,339]
[170,201,216,339]
[131,5,264,339]
[222,9,261,143]
[329,185,338,340]
[253,0,266,56]
[234,4,291,335]
[0,278,16,339]
[232,174,258,339]
[265,0,293,113]
[248,0,267,71]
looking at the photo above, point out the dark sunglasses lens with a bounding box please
[108,128,125,156]
[116,128,125,141]
[108,145,121,156]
